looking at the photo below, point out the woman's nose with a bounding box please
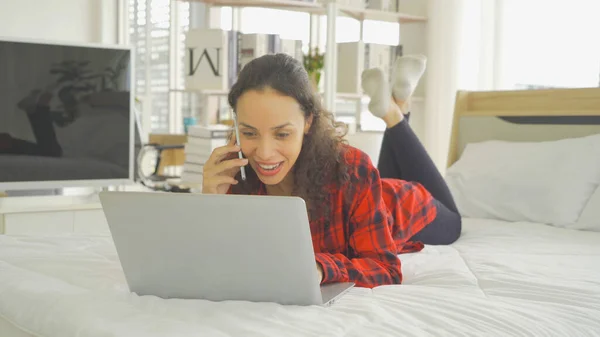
[256,139,276,159]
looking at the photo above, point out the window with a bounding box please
[129,0,190,133]
[498,0,600,89]
[318,17,399,46]
[240,8,311,44]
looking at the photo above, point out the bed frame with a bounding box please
[447,87,600,167]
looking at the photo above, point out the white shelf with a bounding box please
[335,93,424,102]
[176,0,428,119]
[191,0,321,11]
[179,0,427,23]
[172,88,362,99]
[171,88,423,104]
[336,5,427,23]
[170,88,229,96]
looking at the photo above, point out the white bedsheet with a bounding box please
[0,218,599,337]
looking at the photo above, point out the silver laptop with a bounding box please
[99,191,354,306]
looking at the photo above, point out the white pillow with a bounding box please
[445,133,600,227]
[572,185,600,231]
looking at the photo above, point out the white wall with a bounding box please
[0,0,118,44]
[424,0,493,173]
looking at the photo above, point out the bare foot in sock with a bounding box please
[17,90,42,115]
[361,68,391,118]
[361,68,405,128]
[392,54,427,102]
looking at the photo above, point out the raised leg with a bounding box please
[361,55,461,245]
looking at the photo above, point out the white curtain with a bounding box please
[496,0,600,89]
[423,0,500,172]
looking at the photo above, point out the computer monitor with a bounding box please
[0,37,137,191]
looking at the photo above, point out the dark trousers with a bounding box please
[1,107,63,157]
[377,114,462,245]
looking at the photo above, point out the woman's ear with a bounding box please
[304,114,314,134]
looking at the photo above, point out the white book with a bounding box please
[337,41,400,94]
[186,138,214,148]
[349,0,366,8]
[187,124,232,139]
[366,0,395,11]
[186,137,228,149]
[336,41,365,94]
[183,162,204,174]
[318,0,363,7]
[184,143,212,156]
[280,39,303,62]
[317,0,351,6]
[184,139,228,158]
[364,43,395,80]
[185,153,210,165]
[240,34,271,71]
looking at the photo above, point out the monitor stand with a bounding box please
[1,188,63,197]
[0,183,147,199]
[1,186,100,198]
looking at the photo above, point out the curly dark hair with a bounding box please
[228,53,350,221]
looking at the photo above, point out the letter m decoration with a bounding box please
[184,29,229,91]
[188,47,221,77]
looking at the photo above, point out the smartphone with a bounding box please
[232,111,247,181]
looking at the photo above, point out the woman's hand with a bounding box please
[202,135,248,194]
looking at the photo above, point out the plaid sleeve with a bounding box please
[315,152,402,288]
[382,179,437,254]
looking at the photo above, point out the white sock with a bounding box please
[361,68,391,118]
[392,54,427,101]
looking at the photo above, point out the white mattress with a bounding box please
[0,218,599,337]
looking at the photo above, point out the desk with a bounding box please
[0,185,152,235]
[148,134,187,175]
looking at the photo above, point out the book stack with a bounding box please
[336,41,403,94]
[317,0,365,8]
[240,34,303,71]
[239,34,274,71]
[180,124,232,185]
[366,0,398,12]
[280,38,304,63]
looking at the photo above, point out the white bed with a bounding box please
[2,87,600,336]
[1,218,598,337]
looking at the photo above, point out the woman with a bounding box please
[202,53,461,288]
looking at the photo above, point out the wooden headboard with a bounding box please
[447,87,600,167]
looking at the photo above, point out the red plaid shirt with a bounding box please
[231,145,437,288]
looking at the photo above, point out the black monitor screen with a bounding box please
[0,39,133,186]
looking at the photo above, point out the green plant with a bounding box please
[97,53,130,91]
[50,60,97,93]
[48,61,97,126]
[303,47,325,87]
[45,53,130,127]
